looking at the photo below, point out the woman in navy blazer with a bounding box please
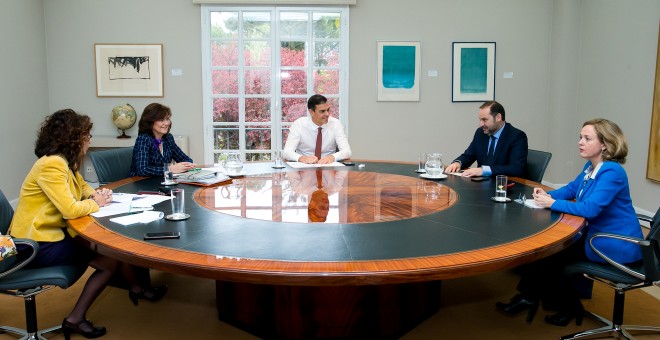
[496,118,642,327]
[129,103,196,177]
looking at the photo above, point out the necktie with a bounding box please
[315,127,322,159]
[486,136,496,163]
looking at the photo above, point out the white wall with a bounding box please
[349,0,554,168]
[1,0,658,212]
[577,0,660,213]
[43,0,204,163]
[0,0,49,199]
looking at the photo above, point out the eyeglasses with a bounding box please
[83,134,93,141]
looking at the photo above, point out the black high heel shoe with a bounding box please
[128,285,168,306]
[62,319,106,340]
[544,301,584,327]
[495,294,539,324]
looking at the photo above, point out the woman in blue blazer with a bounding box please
[496,118,642,326]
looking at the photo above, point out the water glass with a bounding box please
[273,150,284,168]
[495,175,508,199]
[163,163,175,185]
[417,152,428,173]
[170,188,186,219]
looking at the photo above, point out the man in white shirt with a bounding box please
[283,94,352,164]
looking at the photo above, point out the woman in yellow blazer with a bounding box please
[10,109,164,339]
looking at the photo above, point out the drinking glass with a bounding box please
[495,175,508,200]
[272,150,285,169]
[163,163,175,185]
[416,152,427,173]
[170,188,186,219]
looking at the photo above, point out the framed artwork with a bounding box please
[452,42,496,102]
[647,25,660,182]
[377,41,421,101]
[94,44,164,97]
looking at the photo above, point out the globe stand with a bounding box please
[117,129,131,139]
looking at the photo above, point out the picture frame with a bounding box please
[646,25,660,182]
[377,41,421,101]
[94,44,164,97]
[452,42,496,102]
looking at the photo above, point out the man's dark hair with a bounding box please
[307,94,328,110]
[480,101,506,121]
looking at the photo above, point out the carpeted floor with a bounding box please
[1,269,659,339]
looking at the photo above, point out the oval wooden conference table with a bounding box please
[68,161,584,339]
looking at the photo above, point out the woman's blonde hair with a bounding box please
[583,118,628,164]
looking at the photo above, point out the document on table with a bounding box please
[286,162,345,168]
[109,211,165,226]
[91,193,171,218]
[518,199,544,209]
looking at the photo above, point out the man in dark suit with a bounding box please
[445,101,528,177]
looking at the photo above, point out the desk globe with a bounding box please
[111,103,137,139]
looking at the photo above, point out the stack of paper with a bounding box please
[110,211,165,226]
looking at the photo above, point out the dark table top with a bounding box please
[68,161,585,285]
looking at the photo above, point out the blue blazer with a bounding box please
[453,123,528,177]
[128,133,192,176]
[549,161,642,264]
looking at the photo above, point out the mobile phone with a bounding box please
[342,161,355,166]
[143,231,180,240]
[158,186,173,195]
[471,177,489,182]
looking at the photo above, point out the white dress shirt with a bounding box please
[283,116,352,162]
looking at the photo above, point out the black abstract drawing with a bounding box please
[107,56,151,80]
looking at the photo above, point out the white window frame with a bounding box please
[201,5,350,164]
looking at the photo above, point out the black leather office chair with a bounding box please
[525,149,552,183]
[0,189,87,340]
[561,207,660,340]
[88,147,134,184]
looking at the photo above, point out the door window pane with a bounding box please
[246,126,271,151]
[245,98,271,122]
[245,69,271,95]
[244,41,271,66]
[243,12,271,39]
[280,12,308,38]
[212,70,239,94]
[281,70,307,95]
[281,42,306,67]
[214,126,239,150]
[313,12,340,39]
[281,98,308,123]
[210,12,238,39]
[213,98,239,123]
[313,70,339,95]
[211,41,239,67]
[314,41,339,67]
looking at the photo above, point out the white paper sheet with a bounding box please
[109,211,165,226]
[286,161,345,168]
[91,194,171,217]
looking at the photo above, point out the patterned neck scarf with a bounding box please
[153,137,162,150]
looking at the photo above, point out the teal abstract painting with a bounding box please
[382,45,416,89]
[460,48,487,94]
[452,42,495,102]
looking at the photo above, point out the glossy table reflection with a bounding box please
[68,161,584,339]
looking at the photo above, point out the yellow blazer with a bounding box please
[9,155,98,242]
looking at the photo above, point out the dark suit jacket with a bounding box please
[453,123,528,177]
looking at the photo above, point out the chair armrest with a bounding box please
[637,213,653,224]
[0,238,39,279]
[589,233,647,280]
